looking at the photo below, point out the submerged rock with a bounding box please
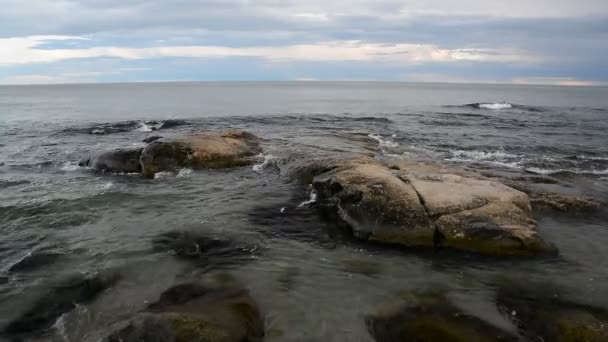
[4,271,120,335]
[367,293,517,342]
[152,231,260,269]
[140,130,262,178]
[497,289,608,342]
[105,274,264,342]
[8,251,62,273]
[143,135,164,143]
[80,147,143,174]
[307,157,554,256]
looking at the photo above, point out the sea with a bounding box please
[0,81,607,341]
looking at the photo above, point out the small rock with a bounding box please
[105,274,264,342]
[367,293,517,342]
[143,135,164,144]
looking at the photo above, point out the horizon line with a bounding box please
[1,79,607,88]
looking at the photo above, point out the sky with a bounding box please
[0,0,607,85]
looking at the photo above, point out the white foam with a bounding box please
[298,190,318,208]
[478,102,512,110]
[60,162,80,171]
[136,122,153,132]
[177,168,193,177]
[154,171,175,179]
[525,167,608,176]
[449,150,519,161]
[96,182,114,191]
[252,154,275,172]
[368,133,398,148]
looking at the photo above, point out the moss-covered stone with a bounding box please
[497,289,608,342]
[367,293,517,342]
[104,273,264,342]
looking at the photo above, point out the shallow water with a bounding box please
[1,82,607,341]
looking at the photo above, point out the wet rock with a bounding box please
[497,290,608,342]
[105,274,264,342]
[143,135,164,143]
[140,130,262,178]
[309,157,554,256]
[434,202,554,256]
[528,191,600,213]
[152,231,260,269]
[80,147,143,173]
[313,160,436,247]
[367,294,517,342]
[4,271,120,335]
[8,251,62,273]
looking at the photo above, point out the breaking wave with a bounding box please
[368,133,398,148]
[61,119,188,135]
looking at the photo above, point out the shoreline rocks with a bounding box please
[306,157,556,256]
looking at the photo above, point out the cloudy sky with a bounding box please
[1,0,607,85]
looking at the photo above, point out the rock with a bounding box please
[528,192,600,213]
[497,289,608,342]
[143,135,164,143]
[309,157,554,256]
[140,130,261,178]
[478,176,599,214]
[313,160,436,247]
[152,231,259,269]
[105,274,264,342]
[367,293,517,342]
[4,271,120,334]
[434,203,554,256]
[80,147,143,173]
[8,251,61,273]
[402,173,532,217]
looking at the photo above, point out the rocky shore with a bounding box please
[3,129,604,342]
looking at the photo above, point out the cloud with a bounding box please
[511,77,605,86]
[0,36,539,66]
[0,1,606,83]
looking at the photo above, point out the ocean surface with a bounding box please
[1,81,607,341]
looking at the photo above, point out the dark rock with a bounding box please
[497,289,608,342]
[81,147,143,173]
[367,293,517,342]
[143,135,164,143]
[4,271,120,334]
[152,231,259,270]
[140,130,261,178]
[8,251,61,273]
[105,274,264,342]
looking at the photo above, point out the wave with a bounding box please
[252,154,276,172]
[368,133,398,148]
[61,119,188,135]
[525,167,608,176]
[448,150,520,161]
[478,102,512,110]
[446,103,544,112]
